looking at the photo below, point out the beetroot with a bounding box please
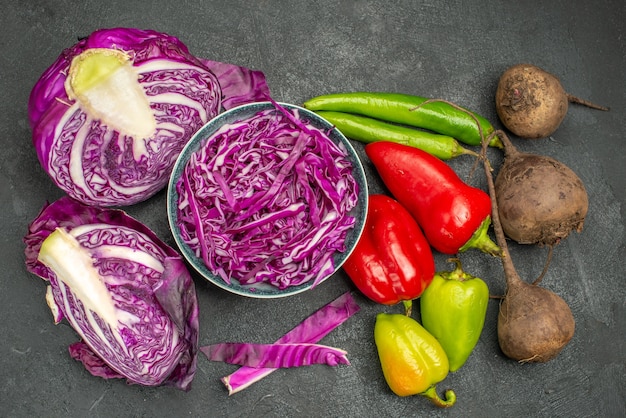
[481,134,575,363]
[495,63,608,139]
[494,133,588,246]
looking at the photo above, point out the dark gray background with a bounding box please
[1,1,624,417]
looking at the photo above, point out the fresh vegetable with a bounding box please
[175,102,359,290]
[495,63,609,139]
[374,313,456,408]
[221,291,360,395]
[201,343,350,368]
[303,91,503,148]
[495,132,588,246]
[23,196,199,390]
[28,27,270,207]
[342,194,435,315]
[365,141,501,256]
[420,258,489,372]
[480,139,575,363]
[315,110,477,160]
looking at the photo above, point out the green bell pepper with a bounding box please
[420,258,489,372]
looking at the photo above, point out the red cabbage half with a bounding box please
[24,196,199,391]
[28,27,270,207]
[174,102,360,291]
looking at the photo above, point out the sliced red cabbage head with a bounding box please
[28,27,270,207]
[23,196,199,391]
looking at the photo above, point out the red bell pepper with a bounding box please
[342,194,435,315]
[365,142,501,256]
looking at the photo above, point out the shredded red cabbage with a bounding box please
[175,103,359,289]
[219,291,360,395]
[200,343,349,368]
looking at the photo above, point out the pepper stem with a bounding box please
[448,257,464,275]
[443,257,472,282]
[459,216,502,257]
[456,144,480,158]
[420,385,457,408]
[403,300,413,317]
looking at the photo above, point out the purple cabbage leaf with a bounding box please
[23,196,199,391]
[28,27,270,207]
[200,343,350,368]
[218,291,360,395]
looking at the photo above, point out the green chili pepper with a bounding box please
[303,92,503,148]
[316,111,477,160]
[374,312,456,408]
[419,258,490,372]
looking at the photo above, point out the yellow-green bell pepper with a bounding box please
[420,258,489,372]
[374,312,456,408]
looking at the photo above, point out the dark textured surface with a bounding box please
[1,1,624,417]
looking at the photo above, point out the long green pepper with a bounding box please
[315,111,477,160]
[303,92,503,148]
